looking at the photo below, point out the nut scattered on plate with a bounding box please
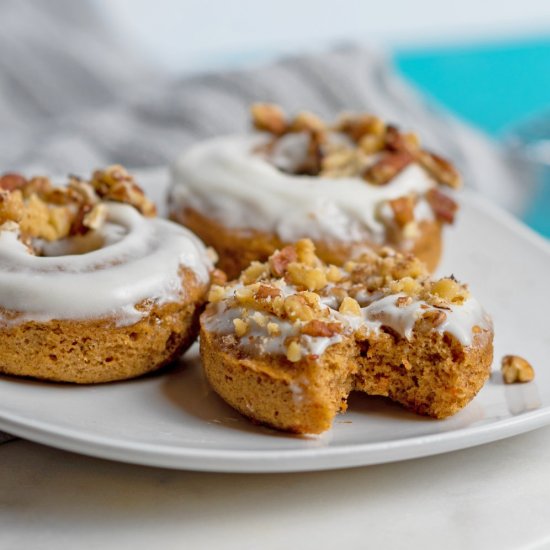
[501,355,535,384]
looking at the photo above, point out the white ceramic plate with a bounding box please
[0,171,549,472]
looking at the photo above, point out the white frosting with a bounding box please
[0,203,212,326]
[171,134,437,244]
[362,293,491,345]
[203,285,492,360]
[203,301,345,358]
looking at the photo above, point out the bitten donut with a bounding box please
[200,240,493,434]
[0,167,214,383]
[170,104,460,279]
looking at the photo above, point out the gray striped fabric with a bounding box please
[0,0,524,444]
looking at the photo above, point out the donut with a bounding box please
[200,239,493,434]
[0,166,214,384]
[170,104,460,279]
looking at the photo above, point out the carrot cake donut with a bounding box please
[170,104,461,279]
[0,166,214,384]
[200,239,493,434]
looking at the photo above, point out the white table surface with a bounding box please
[2,427,550,550]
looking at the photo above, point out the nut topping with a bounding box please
[426,188,458,224]
[251,103,288,135]
[501,355,535,384]
[363,151,414,185]
[388,196,415,227]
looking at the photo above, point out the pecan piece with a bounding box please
[426,188,458,224]
[269,245,298,277]
[337,114,385,142]
[301,319,341,337]
[388,196,415,227]
[364,151,414,185]
[251,103,288,136]
[384,125,420,153]
[290,111,326,134]
[417,309,447,330]
[418,151,461,189]
[255,284,282,300]
[0,173,27,191]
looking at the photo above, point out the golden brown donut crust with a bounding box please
[200,324,493,434]
[0,269,208,384]
[172,206,442,280]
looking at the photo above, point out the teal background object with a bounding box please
[394,36,550,236]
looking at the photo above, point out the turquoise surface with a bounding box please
[394,36,550,236]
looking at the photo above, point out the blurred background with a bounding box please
[2,0,550,236]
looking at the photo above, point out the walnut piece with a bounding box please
[91,165,156,217]
[286,341,302,362]
[430,277,469,304]
[501,355,535,384]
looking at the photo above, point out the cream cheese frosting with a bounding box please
[0,202,212,326]
[171,134,437,244]
[202,282,492,359]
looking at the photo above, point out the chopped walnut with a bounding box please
[233,318,249,337]
[267,322,281,336]
[395,296,413,308]
[0,166,157,247]
[295,238,318,267]
[358,133,385,155]
[210,268,227,286]
[320,148,362,177]
[336,114,385,142]
[389,277,422,297]
[250,311,266,327]
[251,103,288,135]
[208,285,226,303]
[326,264,343,283]
[384,125,420,153]
[91,165,156,217]
[286,341,302,362]
[430,277,469,304]
[242,261,268,284]
[290,111,326,134]
[0,189,24,225]
[417,309,447,331]
[501,355,535,384]
[82,203,107,231]
[286,263,327,291]
[255,284,282,300]
[339,297,361,316]
[283,294,317,322]
[249,104,461,196]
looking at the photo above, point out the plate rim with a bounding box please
[1,403,550,472]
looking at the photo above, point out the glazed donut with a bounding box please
[200,239,493,434]
[0,167,213,383]
[170,104,460,279]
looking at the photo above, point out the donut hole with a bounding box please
[35,223,127,257]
